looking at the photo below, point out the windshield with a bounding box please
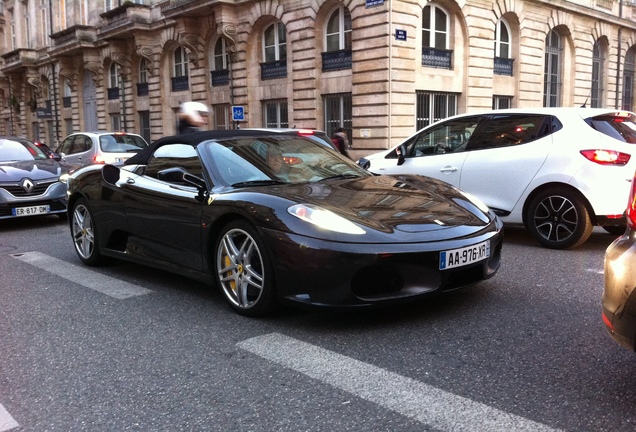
[589,112,636,144]
[0,139,49,162]
[200,135,369,186]
[99,134,149,153]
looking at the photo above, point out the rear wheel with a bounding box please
[526,188,593,249]
[214,220,276,317]
[71,198,104,265]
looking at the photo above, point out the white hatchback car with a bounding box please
[358,108,636,249]
[55,131,149,172]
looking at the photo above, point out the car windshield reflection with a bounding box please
[201,136,369,186]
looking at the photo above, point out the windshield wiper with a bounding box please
[321,173,361,181]
[231,179,287,187]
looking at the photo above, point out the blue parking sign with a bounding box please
[232,106,245,121]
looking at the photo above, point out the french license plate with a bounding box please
[12,205,50,217]
[439,240,490,270]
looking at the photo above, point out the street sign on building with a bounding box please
[232,106,245,122]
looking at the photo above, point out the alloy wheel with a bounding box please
[72,203,95,260]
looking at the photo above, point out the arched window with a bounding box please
[139,59,148,84]
[263,22,286,63]
[543,29,562,107]
[422,4,448,50]
[108,63,120,100]
[623,48,635,111]
[591,40,605,108]
[174,46,188,78]
[213,38,229,71]
[495,19,510,58]
[109,63,119,88]
[325,6,351,52]
[494,18,513,76]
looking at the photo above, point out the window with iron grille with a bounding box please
[416,91,458,130]
[111,114,121,131]
[492,95,512,110]
[263,99,288,128]
[591,40,605,108]
[623,49,635,111]
[421,4,452,69]
[543,29,562,107]
[494,18,513,76]
[324,93,352,142]
[139,111,150,144]
[213,104,231,130]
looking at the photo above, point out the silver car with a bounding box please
[56,131,148,172]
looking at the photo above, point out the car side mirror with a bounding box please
[51,152,62,161]
[396,144,406,166]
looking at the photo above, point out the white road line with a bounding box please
[0,404,18,431]
[238,333,562,432]
[11,251,153,299]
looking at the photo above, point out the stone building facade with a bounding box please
[0,0,635,158]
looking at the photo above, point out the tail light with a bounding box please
[580,149,631,165]
[627,172,636,228]
[296,129,316,137]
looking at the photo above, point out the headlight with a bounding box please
[460,190,490,214]
[288,204,366,235]
[59,173,70,183]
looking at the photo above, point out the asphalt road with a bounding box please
[1,216,634,432]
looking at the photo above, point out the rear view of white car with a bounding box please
[56,131,148,172]
[358,108,636,249]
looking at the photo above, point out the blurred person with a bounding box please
[178,101,210,134]
[331,127,351,159]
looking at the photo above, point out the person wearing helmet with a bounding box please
[177,101,210,134]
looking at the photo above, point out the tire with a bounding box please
[526,188,593,249]
[214,220,276,317]
[603,225,626,236]
[70,198,104,265]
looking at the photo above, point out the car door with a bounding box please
[58,134,93,171]
[377,115,484,188]
[458,114,554,215]
[120,143,205,272]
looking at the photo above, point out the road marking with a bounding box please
[11,251,153,299]
[0,404,18,431]
[587,268,603,274]
[238,333,561,432]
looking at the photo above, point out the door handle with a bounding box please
[440,166,458,173]
[126,178,135,184]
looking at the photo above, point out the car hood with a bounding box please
[258,174,496,242]
[0,159,65,181]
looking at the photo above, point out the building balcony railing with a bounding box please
[322,49,352,72]
[494,57,514,76]
[211,69,229,87]
[171,75,189,92]
[62,97,72,108]
[422,48,453,69]
[261,60,287,80]
[137,82,149,96]
[107,87,120,100]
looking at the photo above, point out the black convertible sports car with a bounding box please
[66,130,503,316]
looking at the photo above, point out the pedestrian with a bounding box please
[177,101,210,134]
[331,127,351,159]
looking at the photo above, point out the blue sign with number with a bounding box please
[396,30,407,41]
[232,106,245,121]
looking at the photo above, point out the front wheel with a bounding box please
[71,198,104,265]
[214,220,276,317]
[526,188,593,249]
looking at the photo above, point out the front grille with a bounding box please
[0,179,58,197]
[351,265,404,297]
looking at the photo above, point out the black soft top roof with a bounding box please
[125,129,282,165]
